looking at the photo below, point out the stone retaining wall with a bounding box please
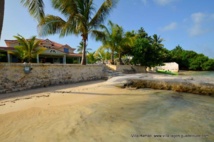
[0,63,104,93]
[106,64,146,73]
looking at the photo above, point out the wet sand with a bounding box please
[0,80,213,142]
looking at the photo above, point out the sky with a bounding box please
[1,0,214,58]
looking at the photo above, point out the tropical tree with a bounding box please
[11,34,46,63]
[116,29,134,65]
[0,0,45,39]
[201,59,214,71]
[37,0,117,65]
[8,47,27,62]
[87,52,97,64]
[95,47,110,64]
[77,41,92,54]
[131,28,165,67]
[93,20,122,64]
[21,0,45,20]
[189,54,209,70]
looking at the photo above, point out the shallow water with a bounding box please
[0,85,213,142]
[179,71,214,78]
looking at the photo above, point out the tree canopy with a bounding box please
[9,34,46,63]
[37,0,117,65]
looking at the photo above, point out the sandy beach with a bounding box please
[0,77,214,142]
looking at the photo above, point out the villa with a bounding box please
[0,39,82,64]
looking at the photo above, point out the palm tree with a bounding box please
[12,34,46,63]
[21,0,45,20]
[95,47,110,64]
[77,41,92,54]
[87,52,97,64]
[152,34,164,49]
[114,26,134,65]
[0,0,5,39]
[37,0,117,65]
[8,46,27,62]
[93,20,121,64]
[0,0,45,39]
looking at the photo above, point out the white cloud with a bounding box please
[189,12,210,37]
[191,12,205,24]
[153,0,176,6]
[141,0,148,5]
[161,22,177,31]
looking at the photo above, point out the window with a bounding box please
[64,48,69,53]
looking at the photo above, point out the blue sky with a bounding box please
[1,0,214,58]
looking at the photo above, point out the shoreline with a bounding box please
[0,76,213,142]
[106,73,214,96]
[0,73,213,102]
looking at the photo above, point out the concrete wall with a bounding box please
[156,62,179,72]
[0,63,104,93]
[106,64,146,73]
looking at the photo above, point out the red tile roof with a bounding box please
[0,47,15,51]
[68,53,82,57]
[4,38,76,50]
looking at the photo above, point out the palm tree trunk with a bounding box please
[0,0,5,39]
[111,49,114,65]
[119,53,123,65]
[81,38,87,65]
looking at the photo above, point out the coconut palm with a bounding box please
[0,0,45,39]
[87,52,97,64]
[152,34,164,49]
[8,46,27,62]
[12,34,46,63]
[93,21,132,64]
[95,47,110,64]
[93,20,121,64]
[21,0,45,20]
[114,26,134,65]
[37,0,117,65]
[77,41,92,54]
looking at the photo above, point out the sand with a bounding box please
[0,77,214,142]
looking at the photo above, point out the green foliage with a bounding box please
[166,45,214,71]
[189,54,209,70]
[93,20,121,64]
[0,53,5,57]
[93,20,133,65]
[94,48,110,64]
[37,0,117,65]
[10,34,46,63]
[87,52,97,64]
[201,59,214,70]
[131,28,165,67]
[77,41,92,54]
[21,0,45,20]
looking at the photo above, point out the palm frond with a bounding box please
[21,0,44,20]
[14,34,29,51]
[89,0,118,29]
[52,0,78,18]
[38,15,67,37]
[13,34,46,62]
[91,30,106,41]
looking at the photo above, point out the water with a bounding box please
[0,79,213,142]
[179,71,214,78]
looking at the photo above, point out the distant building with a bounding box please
[0,39,82,64]
[156,62,179,72]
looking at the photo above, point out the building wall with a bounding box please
[156,62,179,72]
[0,63,104,93]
